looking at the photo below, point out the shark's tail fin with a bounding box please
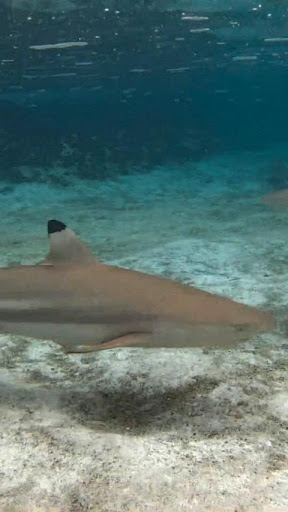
[40,219,96,265]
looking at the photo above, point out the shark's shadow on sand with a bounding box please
[58,377,221,435]
[0,367,279,440]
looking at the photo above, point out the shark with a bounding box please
[0,220,276,353]
[262,188,288,208]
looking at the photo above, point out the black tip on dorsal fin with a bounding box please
[48,219,66,235]
[41,219,96,265]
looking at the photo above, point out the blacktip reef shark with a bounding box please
[262,188,288,208]
[0,220,276,353]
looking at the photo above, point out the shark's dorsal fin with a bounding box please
[40,219,96,265]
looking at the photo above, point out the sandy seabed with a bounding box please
[0,146,288,511]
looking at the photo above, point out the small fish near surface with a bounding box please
[0,220,276,354]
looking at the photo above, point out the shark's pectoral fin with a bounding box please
[37,259,53,266]
[64,345,102,354]
[65,332,152,354]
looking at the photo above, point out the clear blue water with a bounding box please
[1,2,288,180]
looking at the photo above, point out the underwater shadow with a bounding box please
[0,374,226,437]
[0,371,276,440]
[58,376,221,435]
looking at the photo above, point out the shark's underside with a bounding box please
[0,220,276,353]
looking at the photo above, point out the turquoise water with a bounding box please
[1,3,288,512]
[1,2,288,180]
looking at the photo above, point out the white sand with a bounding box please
[0,147,288,511]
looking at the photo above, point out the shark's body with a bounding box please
[0,220,276,353]
[262,188,288,208]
